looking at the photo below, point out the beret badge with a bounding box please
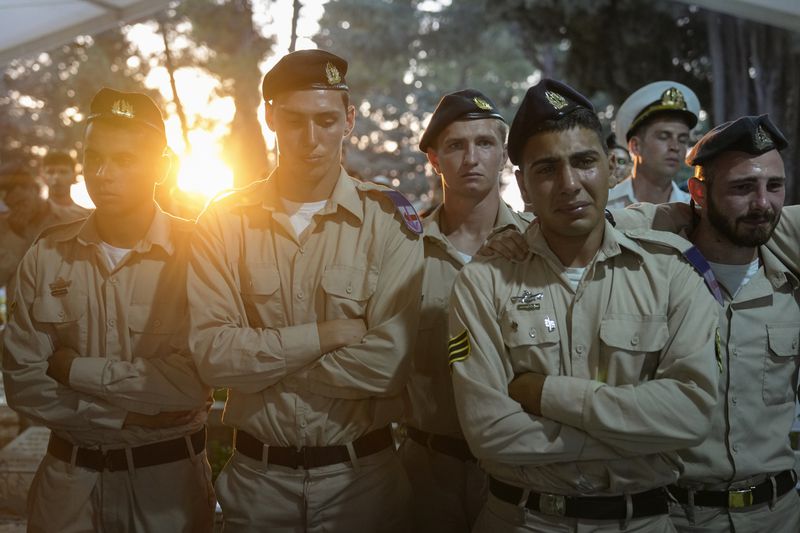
[660,87,687,110]
[473,97,493,111]
[325,62,342,85]
[545,91,568,110]
[753,125,773,151]
[111,99,135,119]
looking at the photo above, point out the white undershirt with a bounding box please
[99,241,131,270]
[281,198,327,237]
[708,259,760,298]
[457,251,472,264]
[564,267,586,291]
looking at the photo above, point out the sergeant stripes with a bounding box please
[447,330,471,365]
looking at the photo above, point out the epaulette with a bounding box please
[623,228,724,305]
[357,182,422,235]
[34,218,84,244]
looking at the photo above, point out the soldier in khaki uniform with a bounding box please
[41,150,93,221]
[448,79,719,532]
[2,88,214,533]
[615,115,800,532]
[187,50,423,532]
[402,89,531,532]
[0,167,88,291]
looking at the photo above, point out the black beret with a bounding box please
[262,49,348,102]
[508,79,594,165]
[419,89,505,153]
[686,114,788,166]
[86,88,166,142]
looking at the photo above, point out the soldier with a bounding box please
[403,89,531,532]
[41,150,92,219]
[448,79,719,532]
[607,81,700,208]
[639,116,799,532]
[2,88,214,532]
[187,50,424,531]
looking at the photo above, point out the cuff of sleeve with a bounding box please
[77,398,127,430]
[280,323,321,374]
[69,357,110,396]
[540,375,600,430]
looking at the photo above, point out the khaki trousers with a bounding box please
[472,492,676,533]
[215,446,411,533]
[399,437,486,532]
[669,488,800,532]
[26,452,215,533]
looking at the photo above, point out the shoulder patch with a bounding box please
[380,190,423,235]
[448,329,471,366]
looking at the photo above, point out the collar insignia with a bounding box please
[325,62,342,85]
[545,91,568,110]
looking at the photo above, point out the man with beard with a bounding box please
[657,115,800,532]
[403,89,531,532]
[608,81,699,209]
[187,50,423,531]
[448,79,718,532]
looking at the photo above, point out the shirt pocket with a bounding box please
[31,291,88,352]
[500,308,561,375]
[321,264,376,320]
[598,316,668,383]
[239,263,282,327]
[762,324,800,406]
[128,303,183,358]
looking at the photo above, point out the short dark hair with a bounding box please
[532,108,607,153]
[43,150,75,168]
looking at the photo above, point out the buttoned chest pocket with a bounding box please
[599,316,668,384]
[239,263,282,328]
[500,309,561,375]
[762,324,800,406]
[31,291,88,352]
[128,303,183,358]
[321,265,376,320]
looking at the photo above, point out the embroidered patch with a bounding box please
[448,329,471,365]
[48,277,71,297]
[381,190,422,235]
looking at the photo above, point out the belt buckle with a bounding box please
[539,493,566,517]
[727,488,754,508]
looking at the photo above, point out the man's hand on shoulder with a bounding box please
[508,372,547,416]
[476,227,528,261]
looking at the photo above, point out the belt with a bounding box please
[489,477,669,520]
[234,426,393,469]
[48,427,206,472]
[668,470,797,509]
[406,426,475,462]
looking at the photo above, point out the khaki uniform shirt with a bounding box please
[449,221,718,495]
[613,203,800,487]
[607,176,691,210]
[2,207,210,447]
[188,168,423,447]
[0,202,90,288]
[406,202,530,437]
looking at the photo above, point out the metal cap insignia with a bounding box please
[660,87,687,110]
[325,62,341,85]
[111,99,135,119]
[545,91,568,110]
[473,97,493,111]
[753,125,773,151]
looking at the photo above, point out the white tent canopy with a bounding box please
[0,0,172,65]
[673,0,800,33]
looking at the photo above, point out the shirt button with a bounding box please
[732,444,738,453]
[108,319,116,327]
[731,396,737,405]
[297,292,304,300]
[109,277,117,284]
[346,285,353,294]
[733,349,739,357]
[298,247,305,254]
[528,328,536,339]
[153,319,161,328]
[58,311,65,318]
[300,420,307,428]
[576,345,585,354]
[630,335,639,346]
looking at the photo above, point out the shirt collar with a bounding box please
[67,205,178,256]
[525,219,644,265]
